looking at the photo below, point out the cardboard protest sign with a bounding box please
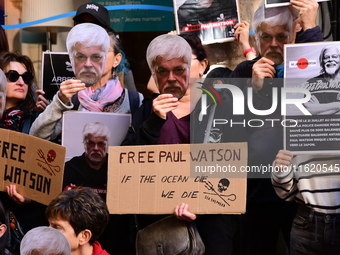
[42,52,74,101]
[62,111,131,162]
[283,41,340,154]
[0,129,65,205]
[107,143,247,214]
[173,0,240,45]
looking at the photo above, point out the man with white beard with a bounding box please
[319,45,340,79]
[303,45,340,115]
[63,122,110,196]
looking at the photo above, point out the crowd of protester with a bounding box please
[0,0,338,254]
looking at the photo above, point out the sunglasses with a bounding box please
[5,70,34,85]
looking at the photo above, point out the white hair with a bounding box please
[20,226,71,255]
[0,69,6,118]
[252,5,293,54]
[146,34,192,72]
[82,122,111,142]
[66,23,110,72]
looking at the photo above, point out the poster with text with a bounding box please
[0,129,65,205]
[173,0,240,45]
[62,111,131,162]
[107,143,247,214]
[283,41,340,154]
[42,52,74,101]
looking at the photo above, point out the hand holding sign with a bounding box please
[6,184,31,205]
[174,203,197,222]
[290,0,319,31]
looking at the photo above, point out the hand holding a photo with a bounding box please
[251,57,276,91]
[290,0,318,31]
[235,21,256,60]
[234,21,251,51]
[58,79,85,105]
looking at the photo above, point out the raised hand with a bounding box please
[152,94,179,119]
[58,79,86,105]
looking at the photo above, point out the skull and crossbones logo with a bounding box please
[203,178,236,206]
[47,150,56,163]
[37,149,61,176]
[217,178,230,193]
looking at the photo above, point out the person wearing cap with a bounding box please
[73,2,112,32]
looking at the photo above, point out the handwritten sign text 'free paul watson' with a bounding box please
[107,143,247,214]
[0,129,65,205]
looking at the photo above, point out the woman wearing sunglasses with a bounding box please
[0,51,37,133]
[0,52,48,239]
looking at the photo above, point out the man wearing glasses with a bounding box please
[122,34,191,145]
[63,121,110,198]
[228,2,324,254]
[29,23,110,141]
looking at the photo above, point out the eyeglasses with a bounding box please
[85,140,107,148]
[5,70,33,85]
[260,34,288,43]
[74,54,103,63]
[155,67,188,77]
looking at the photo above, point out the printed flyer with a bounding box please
[284,41,340,153]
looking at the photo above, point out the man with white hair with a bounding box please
[318,45,340,80]
[303,45,340,115]
[65,23,109,88]
[63,122,111,195]
[228,4,300,255]
[122,34,192,145]
[29,23,110,141]
[122,34,245,255]
[62,122,134,254]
